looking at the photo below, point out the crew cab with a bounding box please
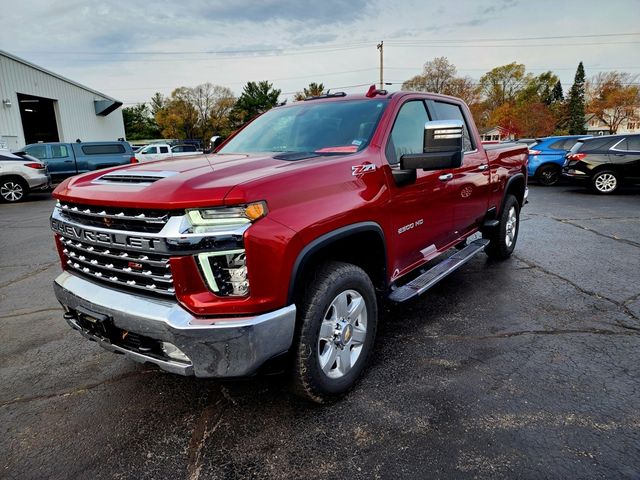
[135,143,202,162]
[50,89,528,402]
[23,141,136,183]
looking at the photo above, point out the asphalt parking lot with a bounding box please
[2,184,640,480]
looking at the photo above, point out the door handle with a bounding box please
[63,160,73,163]
[478,164,489,171]
[438,173,453,182]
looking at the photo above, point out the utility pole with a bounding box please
[377,41,384,89]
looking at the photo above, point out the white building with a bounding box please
[0,50,124,151]
[585,109,640,136]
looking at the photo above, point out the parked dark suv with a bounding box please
[562,134,640,194]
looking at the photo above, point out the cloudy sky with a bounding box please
[2,0,639,104]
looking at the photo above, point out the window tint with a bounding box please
[81,144,126,155]
[627,136,640,151]
[386,101,429,165]
[430,101,474,151]
[159,146,169,154]
[612,138,628,151]
[142,146,157,154]
[548,139,566,150]
[25,145,48,159]
[51,145,68,158]
[579,137,617,152]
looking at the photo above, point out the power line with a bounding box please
[385,32,640,43]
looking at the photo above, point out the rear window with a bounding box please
[81,144,126,155]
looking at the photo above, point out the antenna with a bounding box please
[376,41,384,90]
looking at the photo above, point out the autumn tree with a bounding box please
[155,87,200,140]
[294,82,325,101]
[587,71,640,134]
[232,81,281,125]
[566,62,586,134]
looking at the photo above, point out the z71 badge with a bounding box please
[352,164,376,176]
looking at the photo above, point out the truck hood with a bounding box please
[53,153,293,209]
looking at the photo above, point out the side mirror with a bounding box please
[400,120,464,171]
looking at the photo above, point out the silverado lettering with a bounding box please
[50,89,528,403]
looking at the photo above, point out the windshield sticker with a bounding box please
[351,139,363,146]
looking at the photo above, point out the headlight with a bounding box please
[197,250,249,296]
[185,202,267,232]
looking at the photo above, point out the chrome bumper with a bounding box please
[53,272,296,377]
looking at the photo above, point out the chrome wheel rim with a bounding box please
[595,173,616,192]
[0,182,24,202]
[317,289,367,379]
[505,206,517,248]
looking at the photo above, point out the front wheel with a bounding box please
[485,194,520,260]
[591,170,619,194]
[291,261,378,403]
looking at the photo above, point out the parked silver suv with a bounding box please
[0,150,50,202]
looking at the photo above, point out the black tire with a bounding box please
[291,261,378,403]
[536,164,561,186]
[485,194,520,260]
[590,170,619,195]
[0,177,29,203]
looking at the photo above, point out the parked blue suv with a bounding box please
[528,135,591,185]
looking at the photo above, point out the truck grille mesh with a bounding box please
[57,201,181,233]
[59,236,175,297]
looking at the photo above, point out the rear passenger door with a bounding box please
[427,99,491,237]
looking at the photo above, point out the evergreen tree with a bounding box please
[566,62,586,134]
[551,80,564,103]
[232,81,281,125]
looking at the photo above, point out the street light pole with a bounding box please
[377,41,384,90]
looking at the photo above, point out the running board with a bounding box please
[388,238,489,303]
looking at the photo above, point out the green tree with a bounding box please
[294,82,325,101]
[479,62,530,111]
[122,103,161,140]
[233,81,281,125]
[566,62,586,135]
[551,80,564,103]
[517,71,560,105]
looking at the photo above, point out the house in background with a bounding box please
[479,126,515,143]
[585,108,640,136]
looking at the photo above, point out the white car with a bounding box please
[0,150,50,202]
[135,143,202,162]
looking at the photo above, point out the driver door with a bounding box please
[384,99,456,280]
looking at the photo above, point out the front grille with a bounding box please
[59,236,175,297]
[57,201,181,233]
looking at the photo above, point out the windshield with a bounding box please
[219,100,388,156]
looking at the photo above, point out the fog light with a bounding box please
[161,342,190,363]
[197,249,250,296]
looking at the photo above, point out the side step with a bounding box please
[388,238,489,303]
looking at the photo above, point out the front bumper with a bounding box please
[54,272,297,377]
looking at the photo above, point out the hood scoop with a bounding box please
[95,170,179,185]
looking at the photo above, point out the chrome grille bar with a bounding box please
[58,237,169,268]
[58,201,169,224]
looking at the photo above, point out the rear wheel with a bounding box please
[291,261,378,403]
[485,194,520,260]
[537,164,561,186]
[0,177,28,203]
[591,170,619,194]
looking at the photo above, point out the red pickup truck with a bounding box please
[50,89,528,402]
